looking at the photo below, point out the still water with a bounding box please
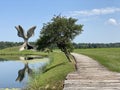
[0,56,49,89]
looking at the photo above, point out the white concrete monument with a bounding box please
[15,25,36,51]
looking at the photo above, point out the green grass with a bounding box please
[75,48,120,72]
[0,47,48,61]
[0,46,47,56]
[25,52,75,90]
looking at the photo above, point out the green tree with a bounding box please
[36,15,83,62]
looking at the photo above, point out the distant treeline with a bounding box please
[73,43,120,49]
[0,41,120,50]
[0,41,35,49]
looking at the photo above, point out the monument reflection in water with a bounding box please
[0,56,49,88]
[16,62,32,82]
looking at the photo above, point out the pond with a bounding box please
[0,55,50,89]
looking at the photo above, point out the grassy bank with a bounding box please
[0,47,48,61]
[25,52,75,90]
[75,48,120,72]
[0,47,47,56]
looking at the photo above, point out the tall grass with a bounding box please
[75,48,120,72]
[25,52,75,90]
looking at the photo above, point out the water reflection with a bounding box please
[16,63,32,82]
[16,56,46,82]
[0,55,49,88]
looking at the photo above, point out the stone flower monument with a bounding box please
[15,25,36,51]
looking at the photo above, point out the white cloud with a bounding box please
[69,7,120,17]
[106,18,119,26]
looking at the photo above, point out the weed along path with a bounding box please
[63,53,120,90]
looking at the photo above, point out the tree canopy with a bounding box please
[36,15,83,61]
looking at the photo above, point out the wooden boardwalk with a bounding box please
[63,53,120,90]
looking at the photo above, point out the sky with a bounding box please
[0,0,120,43]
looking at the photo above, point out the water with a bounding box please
[0,56,49,89]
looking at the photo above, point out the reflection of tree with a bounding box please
[16,63,32,82]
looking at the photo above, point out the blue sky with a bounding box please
[0,0,120,43]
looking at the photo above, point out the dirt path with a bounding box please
[63,53,120,90]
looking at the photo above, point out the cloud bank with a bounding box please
[69,7,120,17]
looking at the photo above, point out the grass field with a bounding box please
[75,48,120,72]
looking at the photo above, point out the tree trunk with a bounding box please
[64,51,71,62]
[57,43,72,62]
